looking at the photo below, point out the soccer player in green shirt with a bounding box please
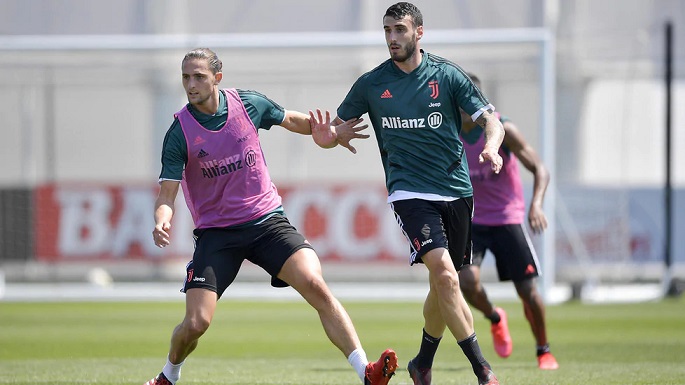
[314,3,505,385]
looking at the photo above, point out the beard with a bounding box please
[390,36,418,62]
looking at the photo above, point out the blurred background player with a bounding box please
[146,47,396,385]
[458,73,558,370]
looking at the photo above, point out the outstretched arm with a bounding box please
[153,180,180,248]
[474,110,505,173]
[503,120,550,233]
[278,109,369,153]
[280,110,313,135]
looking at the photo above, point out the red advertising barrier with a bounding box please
[34,183,408,262]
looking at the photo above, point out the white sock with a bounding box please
[162,356,184,384]
[347,348,369,383]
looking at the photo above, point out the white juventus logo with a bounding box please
[427,112,443,129]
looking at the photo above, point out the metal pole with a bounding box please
[540,29,557,303]
[44,69,56,182]
[663,21,676,297]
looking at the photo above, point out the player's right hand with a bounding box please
[310,109,337,148]
[153,222,171,248]
[479,147,503,174]
[335,117,369,154]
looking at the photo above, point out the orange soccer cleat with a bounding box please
[365,349,398,385]
[490,307,513,358]
[537,351,559,370]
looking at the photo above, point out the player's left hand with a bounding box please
[479,148,503,174]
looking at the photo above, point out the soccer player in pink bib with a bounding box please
[458,73,558,370]
[145,48,397,385]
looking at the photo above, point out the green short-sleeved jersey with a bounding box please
[337,50,493,198]
[159,89,285,181]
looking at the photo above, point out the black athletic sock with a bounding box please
[458,333,491,380]
[537,343,551,356]
[487,310,501,324]
[414,329,442,368]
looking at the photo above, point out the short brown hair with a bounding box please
[385,2,423,27]
[182,48,223,74]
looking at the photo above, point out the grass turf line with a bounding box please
[1,298,684,384]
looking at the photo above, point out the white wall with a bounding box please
[0,0,683,187]
[579,80,685,186]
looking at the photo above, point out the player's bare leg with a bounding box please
[459,265,496,316]
[171,288,218,362]
[146,288,218,384]
[277,248,397,384]
[515,278,546,345]
[407,283,445,385]
[460,265,512,358]
[417,248,498,384]
[515,278,558,369]
[421,249,473,339]
[278,248,361,355]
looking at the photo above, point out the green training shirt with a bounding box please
[337,50,493,198]
[159,89,285,182]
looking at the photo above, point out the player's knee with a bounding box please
[459,269,478,290]
[515,279,539,303]
[434,270,459,293]
[459,280,477,300]
[182,316,211,338]
[299,275,336,307]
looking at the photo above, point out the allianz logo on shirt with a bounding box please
[199,154,243,179]
[381,112,443,129]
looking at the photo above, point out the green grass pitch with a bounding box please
[1,297,684,384]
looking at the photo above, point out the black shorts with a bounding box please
[181,213,313,298]
[390,197,473,270]
[471,223,540,282]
